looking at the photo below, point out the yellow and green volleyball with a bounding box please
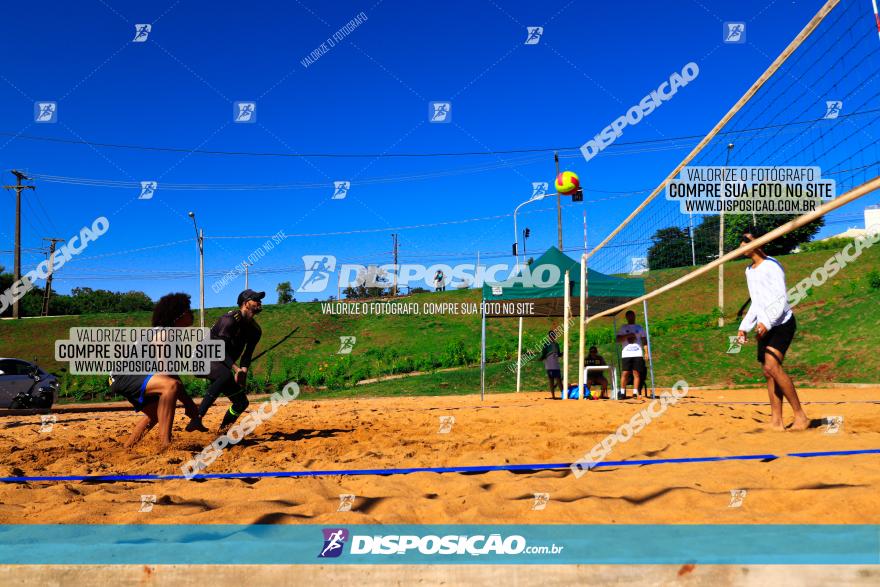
[555,171,580,195]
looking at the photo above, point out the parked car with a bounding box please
[0,358,59,409]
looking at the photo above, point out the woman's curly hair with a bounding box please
[151,292,193,327]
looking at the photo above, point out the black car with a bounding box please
[0,358,59,409]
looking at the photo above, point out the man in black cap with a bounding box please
[197,289,264,431]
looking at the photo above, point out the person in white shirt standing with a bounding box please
[616,310,647,400]
[737,232,809,431]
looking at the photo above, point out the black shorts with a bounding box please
[621,357,646,372]
[546,369,561,379]
[109,374,156,411]
[757,315,796,363]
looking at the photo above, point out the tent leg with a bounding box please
[480,298,486,401]
[516,317,523,393]
[643,299,657,400]
[612,314,621,400]
[563,270,570,401]
[578,254,586,400]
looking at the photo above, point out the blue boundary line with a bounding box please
[0,449,877,483]
[681,399,880,405]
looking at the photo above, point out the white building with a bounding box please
[821,205,880,240]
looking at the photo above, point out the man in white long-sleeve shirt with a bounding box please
[737,232,809,431]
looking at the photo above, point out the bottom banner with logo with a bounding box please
[0,525,877,564]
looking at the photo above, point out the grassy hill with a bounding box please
[1,244,878,402]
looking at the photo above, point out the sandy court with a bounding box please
[0,387,878,525]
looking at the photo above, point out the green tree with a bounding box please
[276,281,294,304]
[646,209,822,270]
[342,266,389,299]
[722,214,824,255]
[692,215,721,263]
[647,226,692,270]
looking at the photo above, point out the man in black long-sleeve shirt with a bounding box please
[198,289,263,431]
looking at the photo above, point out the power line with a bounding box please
[4,108,880,159]
[28,153,550,191]
[48,214,866,281]
[28,167,647,194]
[203,195,649,241]
[65,239,192,263]
[30,152,877,199]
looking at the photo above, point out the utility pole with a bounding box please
[391,233,398,296]
[41,238,64,316]
[187,212,205,328]
[718,143,734,327]
[3,170,36,319]
[554,152,563,250]
[244,261,250,289]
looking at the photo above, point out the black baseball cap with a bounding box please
[237,289,265,306]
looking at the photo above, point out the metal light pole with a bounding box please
[513,194,546,267]
[512,193,546,393]
[188,212,205,328]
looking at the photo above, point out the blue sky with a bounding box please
[2,0,878,306]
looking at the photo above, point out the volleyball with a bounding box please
[555,171,580,195]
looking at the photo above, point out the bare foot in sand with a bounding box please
[791,414,810,431]
[769,421,785,432]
